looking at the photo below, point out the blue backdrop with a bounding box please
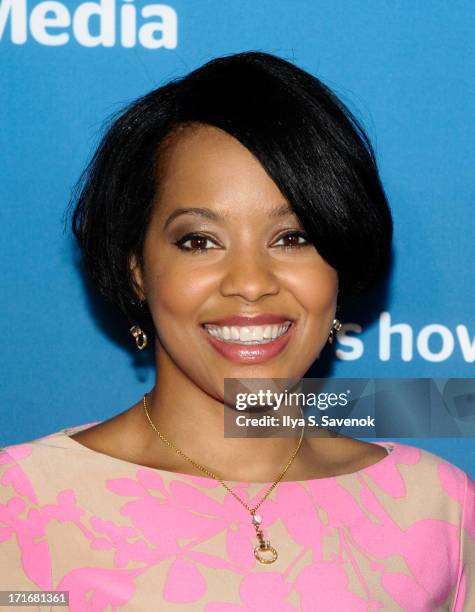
[1,0,474,478]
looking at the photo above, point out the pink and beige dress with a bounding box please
[1,423,474,611]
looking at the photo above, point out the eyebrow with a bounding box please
[163,202,294,229]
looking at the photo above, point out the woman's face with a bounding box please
[131,123,338,396]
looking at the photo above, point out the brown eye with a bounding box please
[273,231,310,249]
[174,233,219,253]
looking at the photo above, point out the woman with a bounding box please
[1,51,473,611]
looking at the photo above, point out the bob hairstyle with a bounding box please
[70,50,393,337]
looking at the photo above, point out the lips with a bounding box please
[200,318,296,364]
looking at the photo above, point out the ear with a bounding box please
[129,254,146,302]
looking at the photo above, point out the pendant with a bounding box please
[251,511,278,564]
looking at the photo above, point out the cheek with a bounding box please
[285,261,338,314]
[143,260,212,324]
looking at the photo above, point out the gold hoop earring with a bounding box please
[130,325,148,350]
[328,318,342,345]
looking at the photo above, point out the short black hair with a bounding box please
[69,50,393,337]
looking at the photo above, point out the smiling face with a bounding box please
[131,123,338,398]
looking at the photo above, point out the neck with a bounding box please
[138,349,310,483]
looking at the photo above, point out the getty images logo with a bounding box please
[0,0,177,48]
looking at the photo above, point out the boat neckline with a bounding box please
[55,421,398,486]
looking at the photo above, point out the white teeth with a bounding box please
[204,322,292,344]
[263,325,272,339]
[240,327,253,341]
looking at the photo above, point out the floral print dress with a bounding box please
[1,424,474,611]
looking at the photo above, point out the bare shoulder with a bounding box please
[304,434,389,477]
[69,402,144,461]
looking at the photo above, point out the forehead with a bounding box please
[153,123,293,221]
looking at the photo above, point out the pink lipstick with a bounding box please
[200,314,296,364]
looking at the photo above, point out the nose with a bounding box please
[219,248,280,303]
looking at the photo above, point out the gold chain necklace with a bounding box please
[142,393,305,564]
